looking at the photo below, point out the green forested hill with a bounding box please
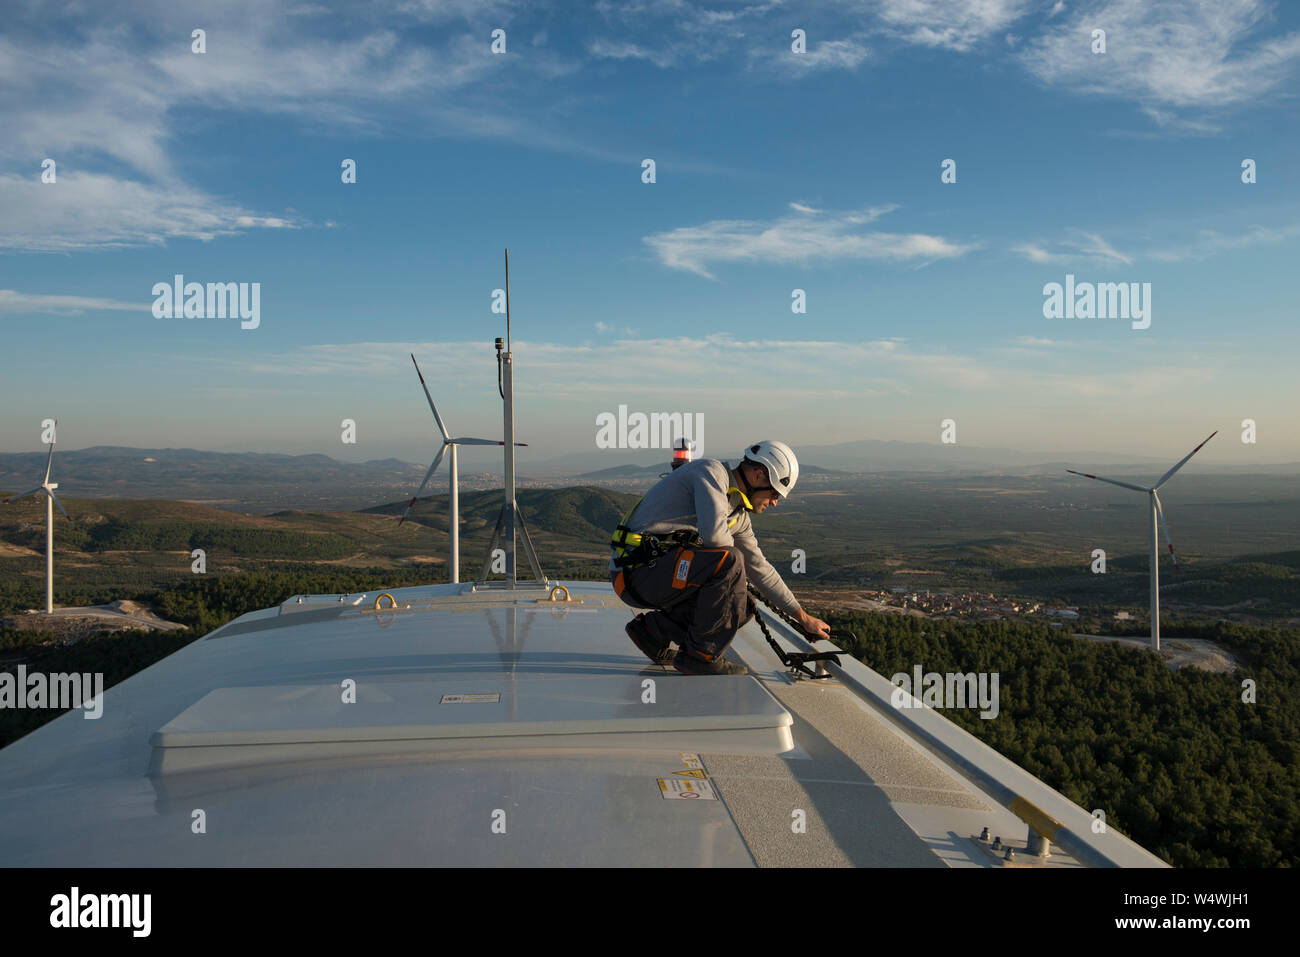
[361,485,636,545]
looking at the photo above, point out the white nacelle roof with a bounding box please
[0,580,1166,867]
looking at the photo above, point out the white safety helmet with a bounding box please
[742,440,799,498]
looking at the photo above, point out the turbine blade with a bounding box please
[1065,469,1149,493]
[1152,491,1177,574]
[43,441,54,484]
[448,439,528,447]
[47,490,72,523]
[1153,431,1217,490]
[398,443,447,526]
[2,486,43,504]
[410,354,450,441]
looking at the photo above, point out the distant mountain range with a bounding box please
[570,462,848,485]
[530,438,1300,476]
[0,446,430,513]
[1,443,1294,513]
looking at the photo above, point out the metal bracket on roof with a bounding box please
[750,608,850,680]
[745,586,856,681]
[535,585,581,604]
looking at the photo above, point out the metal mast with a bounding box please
[477,250,545,588]
[503,249,516,587]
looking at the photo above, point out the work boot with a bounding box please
[626,615,675,665]
[672,648,748,676]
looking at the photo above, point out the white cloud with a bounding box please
[233,216,299,230]
[590,0,799,71]
[1014,243,1058,264]
[1016,223,1299,265]
[1146,224,1300,262]
[781,37,872,72]
[586,39,677,68]
[394,0,520,22]
[0,290,146,315]
[0,32,175,183]
[1012,231,1132,265]
[1133,108,1225,136]
[153,30,493,112]
[874,0,1036,52]
[0,2,577,252]
[644,204,976,279]
[1019,0,1300,115]
[200,333,1214,410]
[0,173,303,251]
[1071,232,1131,265]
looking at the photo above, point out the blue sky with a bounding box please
[2,0,1298,470]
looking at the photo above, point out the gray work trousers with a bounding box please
[611,544,752,661]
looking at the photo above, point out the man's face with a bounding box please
[746,463,781,513]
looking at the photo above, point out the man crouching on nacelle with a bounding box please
[610,440,831,675]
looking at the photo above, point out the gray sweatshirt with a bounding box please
[609,457,803,619]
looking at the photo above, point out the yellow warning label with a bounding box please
[678,752,704,770]
[672,769,708,778]
[657,778,717,801]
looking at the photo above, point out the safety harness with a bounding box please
[609,485,752,570]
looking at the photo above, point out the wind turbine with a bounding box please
[400,354,525,584]
[3,424,74,614]
[1067,431,1217,652]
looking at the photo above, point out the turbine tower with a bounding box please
[3,425,74,614]
[399,354,524,584]
[1067,431,1216,652]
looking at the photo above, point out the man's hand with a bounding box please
[799,610,831,641]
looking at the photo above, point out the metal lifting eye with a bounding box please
[374,593,398,610]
